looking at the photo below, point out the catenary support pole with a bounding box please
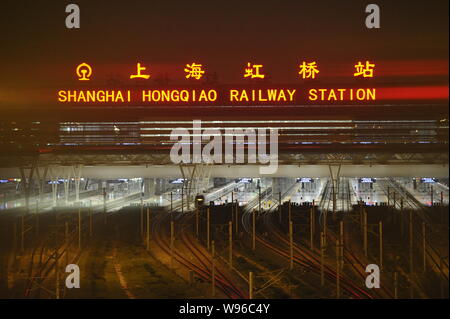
[363,210,368,257]
[252,210,256,251]
[310,208,314,250]
[258,186,261,212]
[431,185,433,206]
[146,208,150,251]
[249,271,254,299]
[21,215,24,252]
[140,198,144,238]
[211,240,215,297]
[336,240,340,299]
[55,249,60,299]
[339,221,344,268]
[379,221,383,269]
[89,208,93,237]
[324,210,328,247]
[320,232,325,287]
[394,272,398,299]
[229,221,233,269]
[393,192,396,209]
[422,222,426,272]
[400,198,404,237]
[65,221,69,265]
[13,220,17,252]
[288,200,292,224]
[409,210,414,299]
[170,221,174,268]
[409,210,413,275]
[387,186,390,207]
[196,207,199,238]
[235,201,239,235]
[207,208,210,250]
[78,208,81,250]
[289,220,294,270]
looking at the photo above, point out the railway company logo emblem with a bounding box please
[76,63,92,81]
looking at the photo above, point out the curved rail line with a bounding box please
[151,211,246,298]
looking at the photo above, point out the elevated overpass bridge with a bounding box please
[0,103,448,179]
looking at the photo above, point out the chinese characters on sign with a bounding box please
[75,61,376,81]
[184,63,205,80]
[66,60,378,104]
[354,61,375,77]
[244,63,265,79]
[130,63,150,79]
[298,62,319,79]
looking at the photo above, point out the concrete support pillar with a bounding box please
[73,165,83,203]
[19,164,37,213]
[329,165,341,214]
[74,180,80,202]
[144,178,156,198]
[272,178,281,201]
[52,179,58,207]
[63,179,70,204]
[153,178,162,195]
[36,166,48,203]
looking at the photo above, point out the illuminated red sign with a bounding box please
[59,61,448,105]
[57,88,377,104]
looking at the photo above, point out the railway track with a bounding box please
[238,180,390,299]
[23,213,90,298]
[242,207,377,299]
[151,211,246,298]
[378,178,449,280]
[318,178,353,213]
[21,195,131,299]
[15,177,447,299]
[148,183,248,298]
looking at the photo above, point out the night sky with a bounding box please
[0,0,448,106]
